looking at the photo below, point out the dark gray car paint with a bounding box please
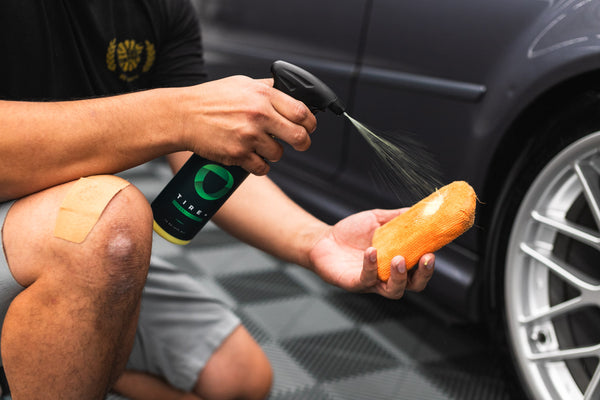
[195,0,600,321]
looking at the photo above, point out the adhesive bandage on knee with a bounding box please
[372,180,477,281]
[54,175,131,243]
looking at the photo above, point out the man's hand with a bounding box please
[308,208,435,299]
[178,76,317,175]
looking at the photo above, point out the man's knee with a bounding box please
[194,326,273,400]
[3,176,153,292]
[88,182,154,297]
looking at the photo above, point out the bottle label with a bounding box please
[195,164,234,200]
[151,156,248,243]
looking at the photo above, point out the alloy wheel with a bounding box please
[505,132,600,399]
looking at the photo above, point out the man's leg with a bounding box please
[0,177,153,399]
[193,325,273,400]
[111,251,273,400]
[114,326,272,400]
[112,371,202,400]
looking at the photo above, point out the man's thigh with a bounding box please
[0,200,25,363]
[0,181,78,365]
[2,181,78,287]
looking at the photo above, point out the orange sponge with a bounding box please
[372,181,477,281]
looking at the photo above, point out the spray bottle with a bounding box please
[151,60,345,245]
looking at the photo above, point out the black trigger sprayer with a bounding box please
[272,61,441,201]
[271,60,345,115]
[151,60,344,244]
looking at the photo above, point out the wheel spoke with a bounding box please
[584,364,600,400]
[574,160,600,231]
[519,296,585,325]
[520,242,598,292]
[531,210,600,251]
[527,343,600,362]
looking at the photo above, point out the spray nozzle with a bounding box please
[271,60,345,115]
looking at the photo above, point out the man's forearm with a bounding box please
[164,131,329,270]
[0,76,316,202]
[0,89,182,200]
[212,174,329,269]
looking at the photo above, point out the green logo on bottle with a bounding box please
[194,164,234,200]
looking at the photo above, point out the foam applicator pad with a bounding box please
[372,181,477,281]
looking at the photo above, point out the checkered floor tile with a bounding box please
[145,233,517,400]
[116,160,517,399]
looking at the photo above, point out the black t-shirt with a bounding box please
[0,0,206,101]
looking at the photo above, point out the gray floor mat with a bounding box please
[119,161,516,400]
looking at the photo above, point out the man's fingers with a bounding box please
[267,87,316,150]
[372,208,410,226]
[382,256,408,299]
[261,77,317,134]
[254,134,284,163]
[253,79,316,154]
[359,247,379,288]
[407,254,435,292]
[242,153,271,176]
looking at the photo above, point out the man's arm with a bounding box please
[0,90,178,200]
[166,150,326,267]
[216,174,435,299]
[167,152,435,299]
[0,77,315,201]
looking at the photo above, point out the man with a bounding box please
[0,1,435,399]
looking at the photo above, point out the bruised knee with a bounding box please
[3,175,153,297]
[48,178,153,299]
[86,182,153,297]
[100,225,151,300]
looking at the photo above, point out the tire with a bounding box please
[485,92,600,400]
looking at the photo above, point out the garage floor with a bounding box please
[0,160,521,399]
[109,160,520,400]
[147,236,517,400]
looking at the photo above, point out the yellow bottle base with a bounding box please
[153,220,191,245]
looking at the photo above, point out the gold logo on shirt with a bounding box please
[106,38,156,82]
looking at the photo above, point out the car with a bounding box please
[193,1,600,399]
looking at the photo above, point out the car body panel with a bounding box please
[198,0,370,180]
[196,0,600,321]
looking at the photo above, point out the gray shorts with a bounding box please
[0,200,240,392]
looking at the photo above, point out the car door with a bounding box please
[197,0,370,183]
[339,0,542,210]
